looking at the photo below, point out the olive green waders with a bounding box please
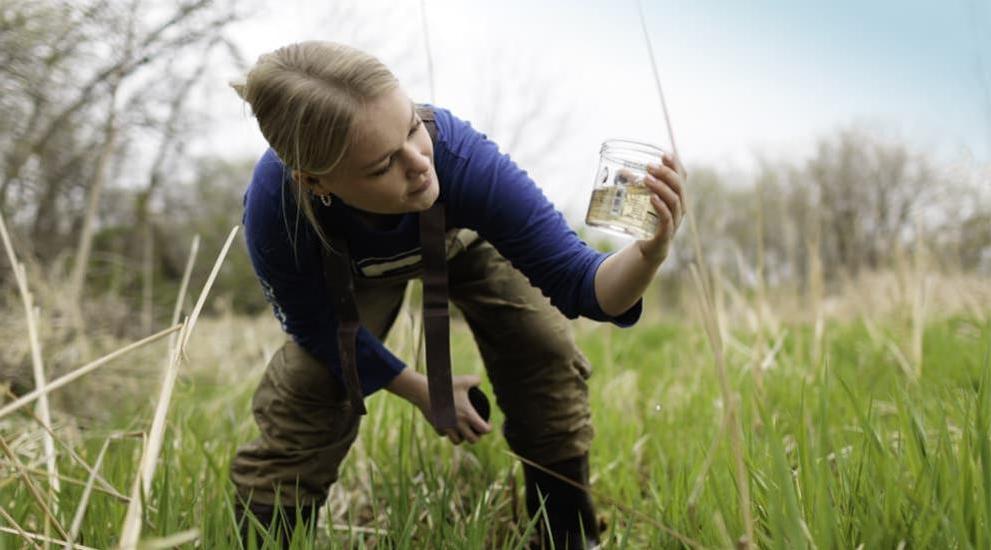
[229,235,598,533]
[230,230,595,491]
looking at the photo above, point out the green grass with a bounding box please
[1,311,989,548]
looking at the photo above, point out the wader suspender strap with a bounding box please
[320,106,457,428]
[321,236,367,416]
[419,202,457,430]
[416,108,458,430]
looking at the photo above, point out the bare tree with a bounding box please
[0,0,242,246]
[805,128,932,277]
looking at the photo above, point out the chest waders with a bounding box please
[318,106,459,430]
[315,107,598,550]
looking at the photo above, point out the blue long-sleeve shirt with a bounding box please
[242,105,642,395]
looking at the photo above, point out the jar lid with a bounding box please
[600,139,664,170]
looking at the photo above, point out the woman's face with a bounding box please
[302,86,439,215]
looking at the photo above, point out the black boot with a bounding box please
[234,499,321,548]
[522,454,600,549]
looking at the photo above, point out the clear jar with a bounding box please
[585,139,664,240]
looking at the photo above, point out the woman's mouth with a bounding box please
[409,177,432,196]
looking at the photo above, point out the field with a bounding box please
[1,262,989,549]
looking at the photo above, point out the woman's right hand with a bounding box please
[423,374,492,445]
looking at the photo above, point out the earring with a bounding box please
[319,194,333,207]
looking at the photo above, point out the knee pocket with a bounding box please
[252,389,358,453]
[251,344,357,452]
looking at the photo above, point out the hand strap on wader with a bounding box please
[319,105,457,427]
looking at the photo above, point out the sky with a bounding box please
[208,0,991,218]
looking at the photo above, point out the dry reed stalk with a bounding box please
[0,434,129,504]
[686,411,729,515]
[119,226,238,549]
[0,526,97,550]
[689,264,755,548]
[400,281,426,370]
[909,220,929,377]
[711,511,734,549]
[0,324,182,420]
[419,0,436,104]
[807,232,826,373]
[910,275,931,377]
[800,518,819,550]
[141,222,154,334]
[507,450,703,548]
[0,213,60,511]
[329,524,390,535]
[752,177,768,394]
[758,331,787,372]
[0,506,44,550]
[0,434,71,542]
[178,226,239,350]
[636,0,679,160]
[64,438,111,549]
[636,1,753,542]
[138,528,200,548]
[712,269,732,348]
[1,386,130,503]
[168,235,199,343]
[857,301,914,378]
[0,465,122,500]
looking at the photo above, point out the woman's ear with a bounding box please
[291,170,323,190]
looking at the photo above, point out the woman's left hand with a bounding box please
[638,153,687,264]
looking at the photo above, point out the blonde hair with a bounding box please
[232,41,399,251]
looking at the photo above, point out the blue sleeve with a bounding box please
[242,151,407,395]
[431,108,641,327]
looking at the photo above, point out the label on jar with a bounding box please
[585,185,659,239]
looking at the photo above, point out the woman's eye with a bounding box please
[370,120,422,178]
[371,159,393,177]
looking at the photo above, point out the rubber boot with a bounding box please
[523,454,600,549]
[235,499,320,548]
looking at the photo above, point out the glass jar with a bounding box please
[585,139,664,240]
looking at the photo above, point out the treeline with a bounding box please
[661,129,991,290]
[0,0,247,333]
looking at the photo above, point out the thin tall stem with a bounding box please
[419,0,436,104]
[636,0,679,159]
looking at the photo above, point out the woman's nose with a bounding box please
[404,146,431,177]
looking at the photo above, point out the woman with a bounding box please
[230,41,684,548]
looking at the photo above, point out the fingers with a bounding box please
[648,191,675,236]
[444,419,485,445]
[645,154,686,233]
[439,376,493,446]
[459,385,492,444]
[466,405,492,435]
[644,174,681,232]
[646,158,685,205]
[645,174,682,229]
[459,420,480,444]
[444,427,463,445]
[664,152,687,179]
